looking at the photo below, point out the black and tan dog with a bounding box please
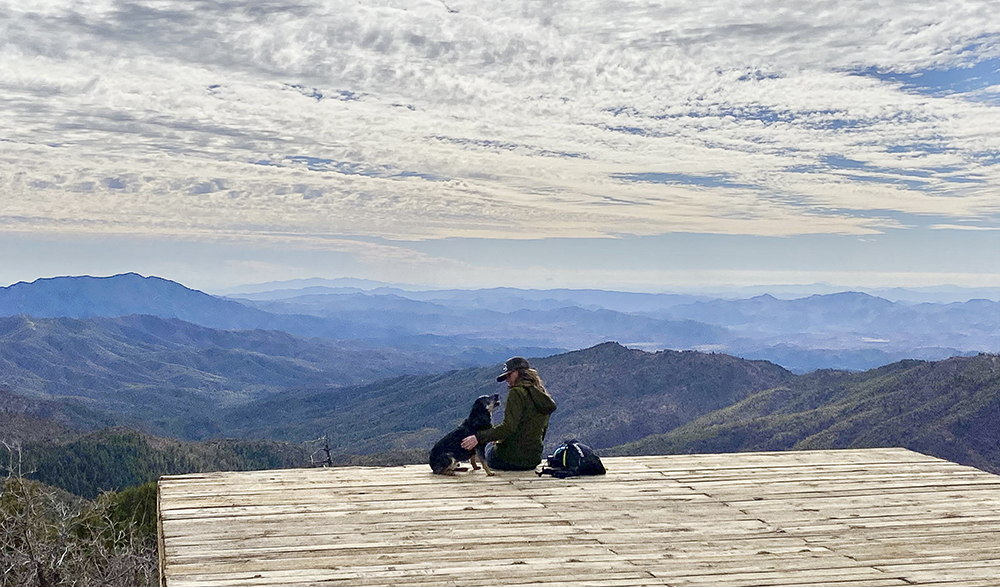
[429,394,500,476]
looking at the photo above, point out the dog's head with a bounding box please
[474,393,501,414]
[469,394,501,426]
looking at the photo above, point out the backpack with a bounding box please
[536,439,606,478]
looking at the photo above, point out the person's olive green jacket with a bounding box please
[476,381,557,469]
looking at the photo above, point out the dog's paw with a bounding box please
[485,469,496,477]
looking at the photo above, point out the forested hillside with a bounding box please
[5,428,423,500]
[18,430,309,498]
[605,354,999,474]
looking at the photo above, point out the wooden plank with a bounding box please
[164,560,668,586]
[874,560,1000,583]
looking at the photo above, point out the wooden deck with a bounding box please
[157,448,1000,587]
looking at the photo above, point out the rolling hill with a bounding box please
[209,342,795,450]
[604,353,999,474]
[206,344,999,474]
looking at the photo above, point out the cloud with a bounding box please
[930,224,999,231]
[0,0,997,245]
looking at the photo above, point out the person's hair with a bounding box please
[518,367,546,391]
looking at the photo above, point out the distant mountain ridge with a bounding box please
[656,291,995,336]
[237,284,996,371]
[1,273,250,321]
[1,273,996,373]
[223,277,1000,304]
[0,273,397,339]
[0,274,562,364]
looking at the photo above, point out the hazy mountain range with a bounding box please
[221,277,1000,305]
[1,273,995,373]
[223,280,1000,372]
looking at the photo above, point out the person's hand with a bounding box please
[461,435,478,451]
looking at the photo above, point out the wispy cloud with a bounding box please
[1,0,997,245]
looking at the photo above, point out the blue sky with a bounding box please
[0,0,997,293]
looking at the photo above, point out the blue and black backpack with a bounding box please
[536,439,606,478]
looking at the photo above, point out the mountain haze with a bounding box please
[2,274,994,373]
[239,292,729,350]
[657,292,996,348]
[232,281,996,371]
[0,273,464,345]
[233,284,708,312]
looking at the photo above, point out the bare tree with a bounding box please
[307,434,334,467]
[1,441,157,587]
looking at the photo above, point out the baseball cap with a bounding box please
[496,356,530,382]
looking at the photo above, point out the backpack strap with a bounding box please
[536,467,575,478]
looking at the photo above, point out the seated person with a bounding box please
[461,357,556,470]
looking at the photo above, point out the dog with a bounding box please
[429,394,500,476]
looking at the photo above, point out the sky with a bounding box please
[1,0,998,294]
